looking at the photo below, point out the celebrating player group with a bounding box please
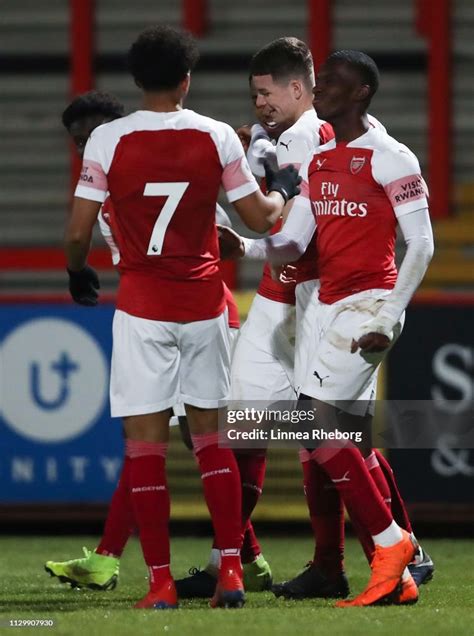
[46,24,435,610]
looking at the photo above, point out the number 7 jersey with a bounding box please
[75,109,258,321]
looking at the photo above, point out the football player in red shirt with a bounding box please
[222,50,434,607]
[47,91,251,597]
[63,26,300,609]
[175,35,320,599]
[219,42,433,601]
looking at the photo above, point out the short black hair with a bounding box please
[128,25,200,91]
[249,37,314,89]
[62,90,124,129]
[327,50,380,99]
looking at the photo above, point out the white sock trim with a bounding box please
[148,564,170,583]
[220,548,240,557]
[364,451,379,471]
[372,520,404,547]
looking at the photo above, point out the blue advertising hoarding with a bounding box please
[0,303,123,502]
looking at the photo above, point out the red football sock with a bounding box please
[192,432,242,552]
[219,549,242,574]
[344,499,375,563]
[374,449,413,533]
[96,454,135,557]
[241,521,261,564]
[148,564,173,591]
[300,449,345,579]
[127,440,170,580]
[365,451,392,509]
[342,452,397,564]
[234,449,266,561]
[235,450,266,525]
[311,445,393,537]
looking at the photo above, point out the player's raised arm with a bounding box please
[220,124,300,232]
[245,123,277,177]
[223,156,315,262]
[232,163,302,232]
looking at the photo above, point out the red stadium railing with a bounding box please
[183,0,209,37]
[416,0,452,219]
[69,0,95,193]
[308,0,332,69]
[59,0,453,294]
[0,247,111,271]
[308,0,453,219]
[0,247,237,291]
[70,0,95,97]
[67,1,453,221]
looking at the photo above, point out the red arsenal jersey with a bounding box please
[257,217,296,304]
[256,109,326,303]
[223,283,240,329]
[75,109,258,321]
[291,126,429,303]
[97,197,240,328]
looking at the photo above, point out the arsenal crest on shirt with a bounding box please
[350,156,366,174]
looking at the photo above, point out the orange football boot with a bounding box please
[392,574,419,605]
[134,578,178,609]
[336,529,416,607]
[210,562,245,609]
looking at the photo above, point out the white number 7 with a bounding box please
[144,182,189,255]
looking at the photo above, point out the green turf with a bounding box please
[0,536,472,635]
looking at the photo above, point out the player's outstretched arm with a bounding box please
[352,207,434,353]
[64,196,102,305]
[218,195,314,263]
[232,164,302,232]
[240,194,315,264]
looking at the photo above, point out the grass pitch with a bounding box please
[0,536,472,635]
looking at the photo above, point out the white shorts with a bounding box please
[171,327,239,421]
[294,279,320,395]
[230,293,296,404]
[110,309,231,417]
[300,289,404,416]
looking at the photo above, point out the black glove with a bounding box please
[67,265,100,306]
[264,161,302,203]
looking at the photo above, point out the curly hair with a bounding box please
[128,25,200,91]
[62,90,124,129]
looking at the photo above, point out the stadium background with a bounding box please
[0,0,472,532]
